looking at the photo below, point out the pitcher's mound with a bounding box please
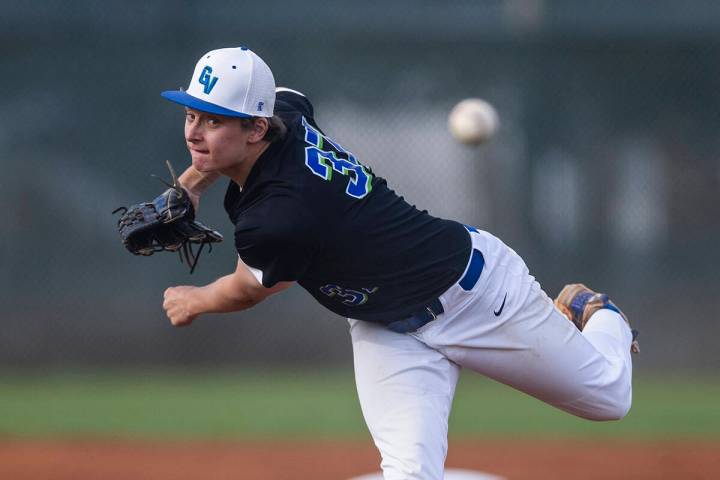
[349,469,505,480]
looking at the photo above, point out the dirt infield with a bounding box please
[1,439,718,479]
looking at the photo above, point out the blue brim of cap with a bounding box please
[160,90,252,118]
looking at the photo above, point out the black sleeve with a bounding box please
[233,194,320,288]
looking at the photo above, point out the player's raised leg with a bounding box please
[349,319,461,480]
[413,229,635,421]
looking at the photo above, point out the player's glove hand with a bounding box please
[113,161,223,273]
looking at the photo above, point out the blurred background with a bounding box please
[1,1,719,478]
[2,0,718,370]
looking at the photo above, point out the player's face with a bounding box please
[184,108,254,172]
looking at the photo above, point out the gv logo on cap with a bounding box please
[198,66,219,94]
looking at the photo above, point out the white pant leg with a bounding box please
[413,229,633,421]
[349,319,461,480]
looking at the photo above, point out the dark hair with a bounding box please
[239,116,287,143]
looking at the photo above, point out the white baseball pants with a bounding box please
[349,229,634,480]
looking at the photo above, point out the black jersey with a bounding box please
[224,90,471,323]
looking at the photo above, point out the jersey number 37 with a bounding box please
[302,117,374,199]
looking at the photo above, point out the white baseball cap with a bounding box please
[161,46,275,118]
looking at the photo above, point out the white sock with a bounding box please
[583,308,633,369]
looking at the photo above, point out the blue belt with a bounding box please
[387,246,484,334]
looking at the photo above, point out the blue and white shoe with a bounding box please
[554,283,640,354]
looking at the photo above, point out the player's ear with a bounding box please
[248,117,269,143]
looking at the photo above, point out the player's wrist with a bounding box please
[194,281,235,314]
[187,285,215,317]
[200,275,259,313]
[184,189,201,212]
[179,169,219,196]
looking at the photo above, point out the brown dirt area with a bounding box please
[0,439,718,479]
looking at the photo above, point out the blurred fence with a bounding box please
[1,0,719,370]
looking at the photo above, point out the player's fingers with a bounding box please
[165,304,192,327]
[162,296,174,313]
[168,310,181,326]
[171,312,192,327]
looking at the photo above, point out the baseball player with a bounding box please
[152,47,638,479]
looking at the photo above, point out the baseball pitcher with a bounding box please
[115,46,639,480]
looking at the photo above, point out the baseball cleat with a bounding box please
[554,283,640,354]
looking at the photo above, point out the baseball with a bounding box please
[448,98,499,145]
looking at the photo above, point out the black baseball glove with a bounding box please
[113,161,223,273]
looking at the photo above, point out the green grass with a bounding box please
[452,373,720,438]
[0,369,718,440]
